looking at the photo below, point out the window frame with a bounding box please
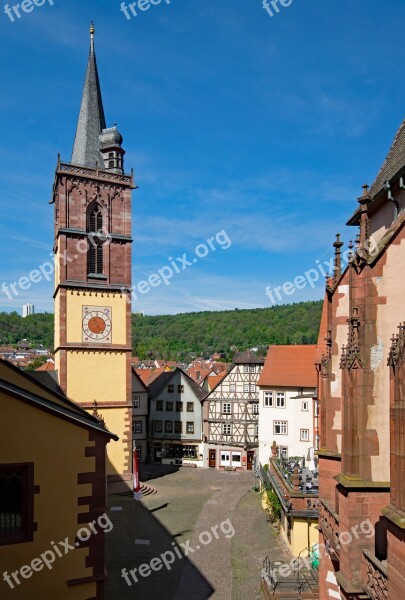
[133,420,142,434]
[300,429,310,442]
[222,402,231,414]
[222,422,232,436]
[156,400,163,412]
[132,395,141,409]
[186,402,194,412]
[154,420,162,433]
[0,463,35,546]
[273,420,288,435]
[276,392,286,408]
[186,422,194,435]
[264,391,273,407]
[165,421,173,434]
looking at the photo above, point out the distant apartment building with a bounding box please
[132,368,148,462]
[22,303,34,318]
[257,345,318,465]
[203,350,264,470]
[148,368,205,466]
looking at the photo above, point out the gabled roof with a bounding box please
[131,367,148,391]
[35,360,55,372]
[207,371,227,391]
[369,119,405,199]
[148,368,206,401]
[71,25,106,168]
[0,359,117,439]
[136,367,167,386]
[233,349,265,365]
[258,345,317,388]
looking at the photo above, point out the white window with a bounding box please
[222,403,231,414]
[302,401,309,411]
[280,446,288,460]
[250,384,256,393]
[244,365,250,373]
[231,452,241,466]
[222,423,232,435]
[274,421,288,435]
[244,383,249,393]
[252,403,259,414]
[221,451,231,466]
[264,392,273,407]
[254,424,259,437]
[250,365,256,373]
[132,394,140,408]
[300,429,310,441]
[230,384,236,392]
[276,392,286,408]
[314,400,320,417]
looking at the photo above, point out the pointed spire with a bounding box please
[71,22,106,168]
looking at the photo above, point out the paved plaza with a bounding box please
[105,466,293,599]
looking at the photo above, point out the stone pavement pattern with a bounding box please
[105,467,293,600]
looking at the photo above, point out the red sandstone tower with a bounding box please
[52,24,135,481]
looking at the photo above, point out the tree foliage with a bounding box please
[0,300,322,360]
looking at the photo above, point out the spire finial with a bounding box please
[90,21,95,36]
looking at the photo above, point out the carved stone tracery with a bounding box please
[387,323,405,370]
[340,307,364,370]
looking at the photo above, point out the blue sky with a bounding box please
[0,0,404,315]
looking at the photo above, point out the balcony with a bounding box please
[362,549,388,600]
[318,499,340,558]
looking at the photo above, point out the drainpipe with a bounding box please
[385,180,399,221]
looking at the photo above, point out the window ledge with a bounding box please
[88,273,107,280]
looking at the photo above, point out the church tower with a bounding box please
[52,24,134,481]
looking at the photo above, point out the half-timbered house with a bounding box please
[203,350,264,470]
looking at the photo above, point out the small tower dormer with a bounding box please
[100,125,125,174]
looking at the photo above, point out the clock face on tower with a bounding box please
[82,306,112,343]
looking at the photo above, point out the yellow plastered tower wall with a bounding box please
[53,25,135,481]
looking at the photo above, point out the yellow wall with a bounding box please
[66,293,127,346]
[290,520,319,557]
[100,406,130,476]
[0,393,97,600]
[66,352,127,404]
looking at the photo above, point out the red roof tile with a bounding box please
[258,345,317,388]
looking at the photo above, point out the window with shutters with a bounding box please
[87,205,104,275]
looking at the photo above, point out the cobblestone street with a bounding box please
[106,467,293,600]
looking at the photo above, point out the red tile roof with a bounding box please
[258,345,317,388]
[35,361,55,372]
[208,371,227,391]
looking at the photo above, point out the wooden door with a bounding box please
[209,449,216,468]
[247,451,255,471]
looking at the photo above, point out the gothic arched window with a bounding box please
[89,205,103,233]
[87,205,104,275]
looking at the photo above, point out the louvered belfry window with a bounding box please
[88,205,104,275]
[89,206,103,233]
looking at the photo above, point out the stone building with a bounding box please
[317,118,405,598]
[52,24,135,481]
